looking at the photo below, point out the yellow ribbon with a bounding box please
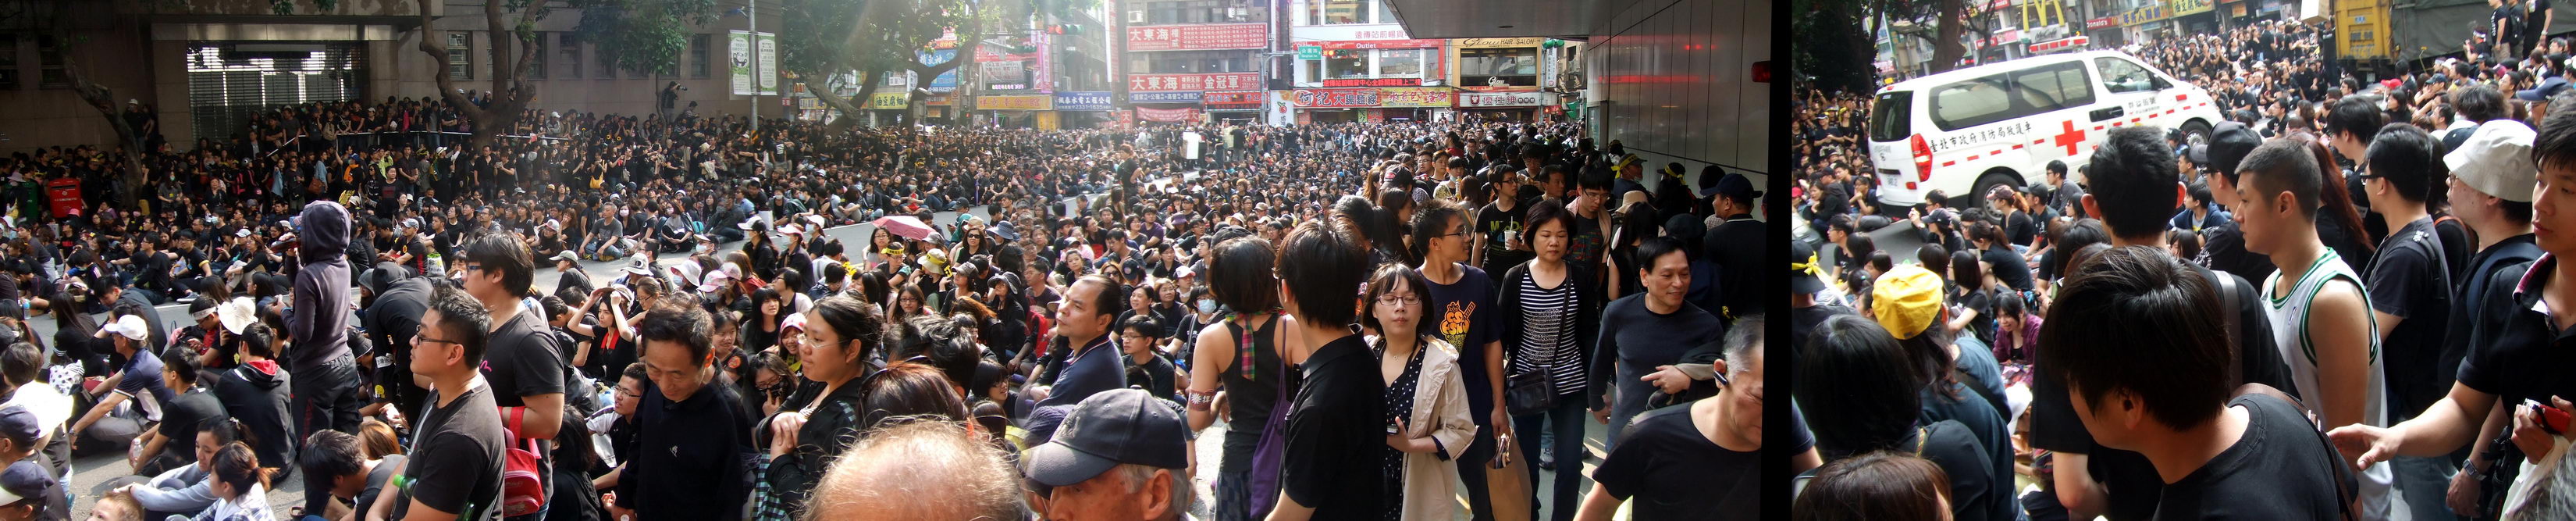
[1791,253,1825,277]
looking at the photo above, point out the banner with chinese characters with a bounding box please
[1136,106,1201,122]
[867,92,909,109]
[756,32,778,95]
[1376,87,1453,108]
[729,30,753,95]
[976,95,1053,111]
[1128,73,1261,92]
[1293,88,1381,108]
[1131,91,1203,103]
[1457,91,1545,107]
[1054,91,1114,111]
[1203,91,1263,111]
[1126,23,1268,51]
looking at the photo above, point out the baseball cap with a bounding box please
[0,405,41,450]
[0,461,51,507]
[2518,76,2571,102]
[1790,240,1825,294]
[552,251,581,264]
[1870,265,1944,340]
[98,315,148,341]
[699,269,735,294]
[1713,173,1763,202]
[2207,121,2263,176]
[2186,143,2210,166]
[1023,389,1189,487]
[2446,120,2542,202]
[779,312,807,334]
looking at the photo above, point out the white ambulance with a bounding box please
[1867,50,2225,208]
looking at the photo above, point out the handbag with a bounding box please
[1506,369,1557,416]
[1245,316,1293,518]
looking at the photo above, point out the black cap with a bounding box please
[0,405,40,450]
[1791,240,1824,294]
[1023,389,1188,487]
[0,461,49,506]
[2208,121,2263,176]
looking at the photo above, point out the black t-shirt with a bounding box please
[158,389,224,464]
[2006,211,2037,247]
[2029,263,2294,520]
[355,454,408,521]
[1476,202,1533,280]
[394,381,506,520]
[2362,216,2453,417]
[1909,420,2001,521]
[481,311,567,409]
[2460,255,2576,412]
[1982,246,2034,291]
[1592,404,1745,519]
[2151,394,2359,520]
[1921,381,2014,521]
[1124,353,1178,402]
[1279,334,1386,516]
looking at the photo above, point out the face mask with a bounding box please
[1197,299,1217,315]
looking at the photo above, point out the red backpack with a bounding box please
[499,407,548,517]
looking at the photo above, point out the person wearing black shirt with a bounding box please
[2354,124,2469,521]
[2042,246,2357,521]
[380,285,506,521]
[454,232,565,520]
[1119,316,1178,402]
[1798,315,2001,521]
[137,351,222,477]
[607,302,753,521]
[211,325,294,481]
[2200,123,2277,285]
[1476,170,1535,281]
[365,275,435,424]
[1970,223,2034,293]
[1581,314,1761,520]
[2038,125,2298,520]
[1268,220,1386,521]
[1701,172,1765,319]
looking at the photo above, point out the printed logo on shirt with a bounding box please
[1440,301,1475,348]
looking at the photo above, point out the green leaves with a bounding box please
[570,0,717,77]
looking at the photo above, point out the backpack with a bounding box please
[499,407,549,517]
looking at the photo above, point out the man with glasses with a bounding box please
[379,285,506,521]
[2354,123,2468,521]
[1118,316,1177,403]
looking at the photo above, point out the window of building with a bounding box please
[0,37,19,88]
[690,34,710,78]
[446,32,471,80]
[560,33,582,79]
[596,43,614,79]
[1378,48,1420,77]
[1459,47,1539,87]
[528,33,546,79]
[1324,49,1368,79]
[37,35,66,87]
[1312,0,1373,24]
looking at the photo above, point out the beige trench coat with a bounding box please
[1393,337,1479,520]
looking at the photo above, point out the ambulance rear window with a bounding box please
[1870,91,1911,142]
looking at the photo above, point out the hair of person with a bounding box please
[2535,98,2576,175]
[358,418,402,459]
[2238,137,2325,217]
[0,343,37,391]
[1789,451,1954,521]
[1845,233,1879,264]
[2083,126,2182,240]
[2329,96,2389,142]
[1722,312,1764,373]
[1947,250,1987,292]
[1795,316,1928,459]
[2048,219,2112,278]
[895,315,980,391]
[96,487,142,521]
[1633,236,1688,275]
[638,300,714,366]
[1408,198,1469,262]
[198,417,251,455]
[2172,228,2204,259]
[1915,243,1950,278]
[2364,123,2443,203]
[2298,136,2379,253]
[1995,291,2027,322]
[1277,219,1370,327]
[208,441,269,495]
[621,361,649,384]
[1073,273,1130,326]
[800,419,1021,521]
[554,405,599,469]
[297,430,365,482]
[858,361,970,430]
[2185,181,2213,209]
[2041,245,2234,431]
[425,285,491,366]
[1121,313,1167,340]
[1866,251,1894,273]
[164,343,204,387]
[1525,198,1579,243]
[461,231,535,295]
[1578,164,1614,191]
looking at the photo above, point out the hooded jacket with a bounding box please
[212,359,295,473]
[288,201,352,371]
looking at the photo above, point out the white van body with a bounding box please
[1866,50,2225,209]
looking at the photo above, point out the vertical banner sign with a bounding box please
[756,32,780,96]
[730,30,753,95]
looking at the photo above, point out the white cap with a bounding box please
[698,269,734,294]
[2446,120,2542,203]
[98,315,148,341]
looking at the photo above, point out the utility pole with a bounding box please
[749,0,760,131]
[1109,0,1128,128]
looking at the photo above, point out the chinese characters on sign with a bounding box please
[1130,91,1203,103]
[1322,77,1423,87]
[1126,23,1269,51]
[1376,87,1452,108]
[1128,73,1261,92]
[1204,91,1263,111]
[1293,88,1381,108]
[1136,106,1201,122]
[975,95,1053,111]
[1457,91,1546,107]
[1054,91,1114,111]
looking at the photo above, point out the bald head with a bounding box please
[805,421,1023,521]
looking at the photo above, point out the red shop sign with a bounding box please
[1318,39,1446,50]
[1322,77,1422,87]
[1202,91,1263,104]
[1126,23,1268,51]
[1293,88,1380,108]
[1128,73,1261,92]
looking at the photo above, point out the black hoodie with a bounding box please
[214,359,296,473]
[288,201,352,371]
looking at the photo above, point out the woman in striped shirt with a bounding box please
[1495,198,1603,521]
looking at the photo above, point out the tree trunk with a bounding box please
[806,66,887,130]
[908,4,986,127]
[50,2,148,211]
[1931,0,1966,73]
[415,0,546,148]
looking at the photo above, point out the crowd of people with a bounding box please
[1791,15,2576,521]
[0,88,1762,520]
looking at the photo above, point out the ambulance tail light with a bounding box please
[1910,134,1934,182]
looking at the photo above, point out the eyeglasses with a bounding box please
[413,335,462,347]
[1374,294,1421,307]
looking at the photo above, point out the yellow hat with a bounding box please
[1871,264,1944,340]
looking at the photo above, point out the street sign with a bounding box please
[1297,46,1321,59]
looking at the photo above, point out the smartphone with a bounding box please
[2530,399,2571,434]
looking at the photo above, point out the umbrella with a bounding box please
[873,216,934,241]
